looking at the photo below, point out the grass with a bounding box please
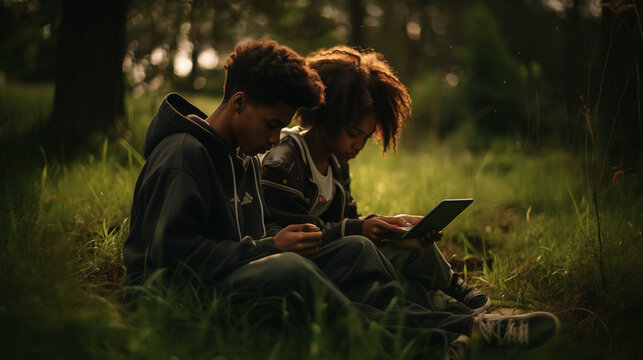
[1,82,642,359]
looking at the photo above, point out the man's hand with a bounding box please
[362,216,411,241]
[273,223,322,257]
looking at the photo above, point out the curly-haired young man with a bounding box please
[123,40,327,287]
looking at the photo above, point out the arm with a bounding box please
[137,167,282,281]
[261,162,364,244]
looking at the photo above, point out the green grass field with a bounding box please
[1,83,642,359]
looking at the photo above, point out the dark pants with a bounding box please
[221,236,473,343]
[377,242,453,290]
[375,241,480,316]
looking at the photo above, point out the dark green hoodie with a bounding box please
[123,93,282,286]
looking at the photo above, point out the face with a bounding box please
[231,96,296,156]
[326,113,377,162]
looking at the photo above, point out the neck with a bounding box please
[304,127,332,174]
[205,101,238,148]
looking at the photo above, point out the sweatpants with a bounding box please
[377,241,454,290]
[221,236,474,343]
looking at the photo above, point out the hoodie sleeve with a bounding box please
[261,161,364,245]
[137,161,282,281]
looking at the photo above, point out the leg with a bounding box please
[377,241,453,289]
[311,235,409,308]
[312,236,475,335]
[225,245,480,357]
[379,240,489,310]
[220,252,356,321]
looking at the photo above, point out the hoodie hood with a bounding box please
[279,125,341,170]
[124,93,283,285]
[141,92,278,242]
[143,93,236,159]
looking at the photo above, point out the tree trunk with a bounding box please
[564,1,583,114]
[599,3,642,170]
[50,0,128,146]
[188,0,201,90]
[348,0,364,47]
[402,3,425,86]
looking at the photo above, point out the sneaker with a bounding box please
[444,273,490,310]
[475,312,560,349]
[447,335,471,360]
[430,290,474,314]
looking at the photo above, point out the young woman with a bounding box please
[261,45,489,311]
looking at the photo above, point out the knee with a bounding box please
[254,252,320,284]
[342,234,375,248]
[339,235,379,255]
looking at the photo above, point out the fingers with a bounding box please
[284,223,321,232]
[284,223,308,232]
[397,214,422,225]
[297,230,323,243]
[274,225,322,254]
[293,234,321,257]
[377,220,407,233]
[379,216,411,227]
[303,223,320,232]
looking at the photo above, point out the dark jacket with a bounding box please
[123,93,282,286]
[261,127,369,244]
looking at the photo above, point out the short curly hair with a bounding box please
[223,39,325,110]
[298,46,411,153]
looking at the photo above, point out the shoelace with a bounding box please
[502,319,529,345]
[479,317,529,345]
[450,276,471,297]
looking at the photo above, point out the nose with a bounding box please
[354,137,366,152]
[268,131,280,145]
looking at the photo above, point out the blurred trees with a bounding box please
[0,0,640,169]
[0,0,59,81]
[123,0,343,96]
[599,1,642,170]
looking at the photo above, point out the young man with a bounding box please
[123,40,560,358]
[123,40,327,289]
[261,45,488,312]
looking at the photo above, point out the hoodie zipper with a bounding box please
[228,155,243,240]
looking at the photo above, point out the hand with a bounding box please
[394,229,443,248]
[394,214,423,225]
[362,216,411,241]
[273,223,322,257]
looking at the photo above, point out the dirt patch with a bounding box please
[448,254,493,273]
[83,262,124,300]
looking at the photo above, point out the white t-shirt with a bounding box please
[300,136,335,217]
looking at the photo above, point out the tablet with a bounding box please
[388,199,473,239]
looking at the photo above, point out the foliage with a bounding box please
[455,2,528,135]
[0,0,59,81]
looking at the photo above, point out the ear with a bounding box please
[231,92,247,113]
